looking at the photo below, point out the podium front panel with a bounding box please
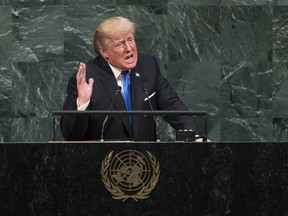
[0,142,287,216]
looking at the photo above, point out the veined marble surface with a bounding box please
[0,0,288,142]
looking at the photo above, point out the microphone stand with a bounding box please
[100,86,121,142]
[144,88,160,142]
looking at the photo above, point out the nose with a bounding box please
[124,41,132,51]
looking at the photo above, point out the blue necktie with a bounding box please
[122,71,132,124]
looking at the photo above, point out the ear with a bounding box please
[99,47,109,60]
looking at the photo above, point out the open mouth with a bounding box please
[125,54,134,62]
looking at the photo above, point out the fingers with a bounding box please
[88,78,94,86]
[78,62,86,72]
[77,62,86,78]
[76,62,93,102]
[76,62,94,89]
[77,62,86,85]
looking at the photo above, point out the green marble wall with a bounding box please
[0,0,287,142]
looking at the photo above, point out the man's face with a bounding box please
[100,33,138,71]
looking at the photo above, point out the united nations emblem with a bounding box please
[101,150,160,201]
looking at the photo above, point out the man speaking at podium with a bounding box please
[61,16,200,141]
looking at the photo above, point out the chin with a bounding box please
[124,63,137,70]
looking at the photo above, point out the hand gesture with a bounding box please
[76,62,94,106]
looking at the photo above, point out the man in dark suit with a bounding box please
[61,16,198,141]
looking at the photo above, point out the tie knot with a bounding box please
[122,70,129,77]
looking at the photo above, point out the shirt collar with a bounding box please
[108,64,122,79]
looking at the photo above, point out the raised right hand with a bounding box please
[76,62,94,106]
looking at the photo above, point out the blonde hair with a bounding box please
[94,16,136,54]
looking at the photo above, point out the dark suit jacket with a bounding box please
[61,53,196,141]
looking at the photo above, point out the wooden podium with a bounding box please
[0,141,287,215]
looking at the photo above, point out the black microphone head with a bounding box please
[117,86,122,92]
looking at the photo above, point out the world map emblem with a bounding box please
[101,150,160,201]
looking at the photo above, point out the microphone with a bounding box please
[144,88,160,142]
[100,86,122,141]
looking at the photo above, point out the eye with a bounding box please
[115,42,123,47]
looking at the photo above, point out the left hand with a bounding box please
[195,138,211,142]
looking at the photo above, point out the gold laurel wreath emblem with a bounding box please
[101,151,160,201]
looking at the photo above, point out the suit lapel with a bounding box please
[96,58,132,137]
[130,67,145,138]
